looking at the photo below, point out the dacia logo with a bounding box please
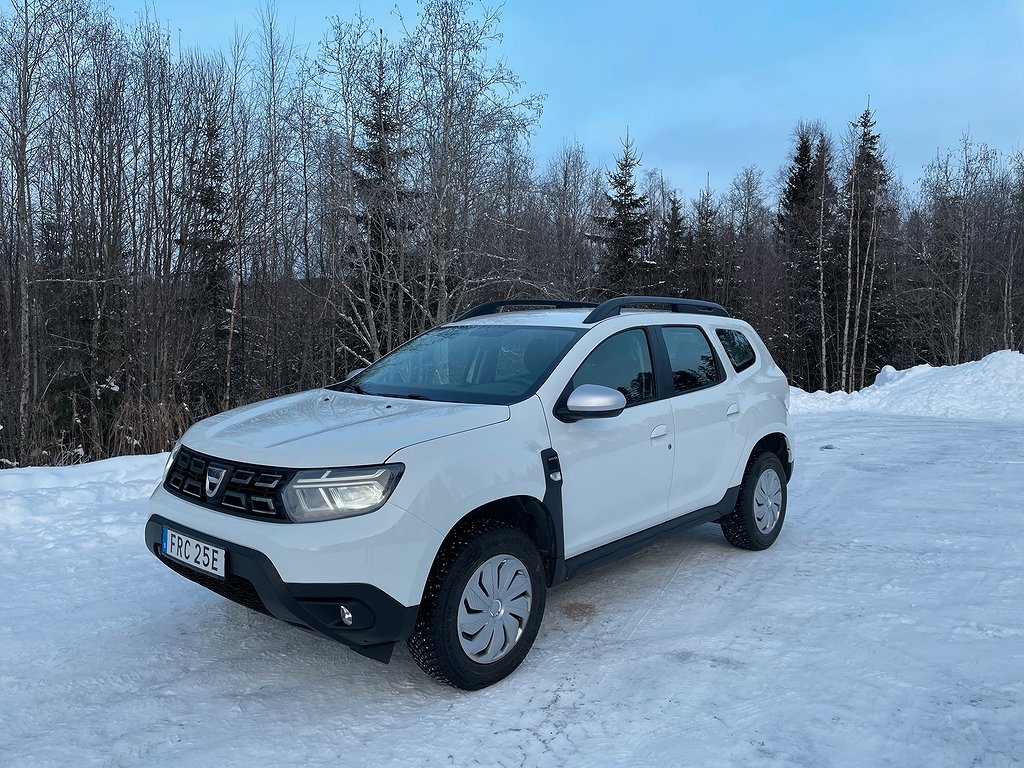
[205,466,227,498]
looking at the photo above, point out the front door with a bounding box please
[546,328,675,558]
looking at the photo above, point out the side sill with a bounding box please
[562,486,740,581]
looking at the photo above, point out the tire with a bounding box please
[407,522,547,690]
[721,451,787,551]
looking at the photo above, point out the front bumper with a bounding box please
[145,514,420,662]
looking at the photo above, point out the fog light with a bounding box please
[339,605,354,626]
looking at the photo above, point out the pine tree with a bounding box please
[590,131,650,294]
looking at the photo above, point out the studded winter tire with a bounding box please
[407,523,547,690]
[721,452,787,551]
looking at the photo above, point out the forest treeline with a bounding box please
[0,0,1021,466]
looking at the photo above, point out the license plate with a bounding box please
[162,527,226,579]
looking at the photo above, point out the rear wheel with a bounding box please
[721,452,787,550]
[407,523,546,690]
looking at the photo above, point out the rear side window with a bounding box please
[571,329,655,405]
[716,329,756,373]
[661,327,723,394]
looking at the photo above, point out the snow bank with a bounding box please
[791,350,1024,422]
[0,452,163,494]
[0,453,163,532]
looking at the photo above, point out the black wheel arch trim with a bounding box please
[540,448,568,586]
[749,432,794,480]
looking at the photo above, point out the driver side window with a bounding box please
[571,329,655,405]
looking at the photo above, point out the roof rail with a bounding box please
[456,299,598,321]
[583,296,730,324]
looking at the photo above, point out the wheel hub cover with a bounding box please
[457,554,532,664]
[754,467,783,534]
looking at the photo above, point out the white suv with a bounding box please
[146,296,793,689]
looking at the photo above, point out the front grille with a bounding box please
[158,550,270,615]
[164,446,295,522]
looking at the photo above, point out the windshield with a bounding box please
[334,325,585,405]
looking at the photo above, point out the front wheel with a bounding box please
[407,523,547,690]
[721,452,787,550]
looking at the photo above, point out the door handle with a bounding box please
[650,424,669,440]
[726,403,740,416]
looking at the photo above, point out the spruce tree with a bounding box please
[776,126,821,385]
[810,132,838,391]
[661,192,687,293]
[688,184,723,301]
[353,38,412,258]
[839,106,891,389]
[590,131,650,294]
[352,39,414,352]
[777,130,815,256]
[176,115,233,406]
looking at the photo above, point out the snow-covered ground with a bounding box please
[2,356,1023,767]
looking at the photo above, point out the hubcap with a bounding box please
[457,554,532,664]
[754,468,783,534]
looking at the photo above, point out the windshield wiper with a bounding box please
[384,392,433,401]
[333,382,432,401]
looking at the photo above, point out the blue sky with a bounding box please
[109,0,1023,198]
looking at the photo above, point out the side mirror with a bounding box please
[558,384,627,421]
[345,367,365,380]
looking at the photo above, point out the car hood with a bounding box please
[181,389,511,468]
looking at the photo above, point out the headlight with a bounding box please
[282,464,404,522]
[163,440,182,481]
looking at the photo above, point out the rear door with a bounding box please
[657,325,746,517]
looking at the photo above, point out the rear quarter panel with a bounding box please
[715,321,792,487]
